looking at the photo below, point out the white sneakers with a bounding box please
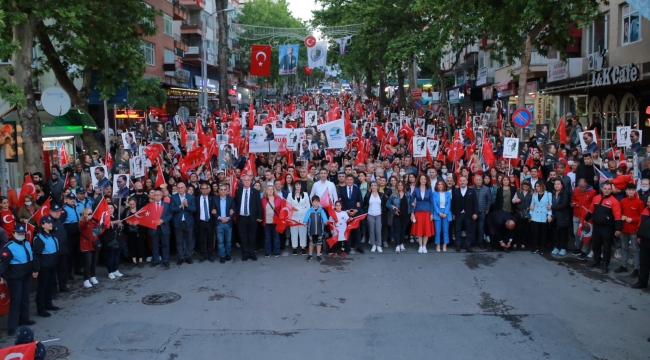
[400,244,406,251]
[90,277,99,285]
[377,246,382,253]
[395,246,400,253]
[83,280,92,288]
[417,246,428,253]
[108,273,116,280]
[418,246,423,253]
[114,270,123,277]
[371,245,377,252]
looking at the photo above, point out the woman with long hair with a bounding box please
[79,208,100,288]
[529,181,552,254]
[433,180,452,252]
[495,176,516,213]
[410,174,435,253]
[123,198,146,268]
[512,181,533,250]
[387,181,413,253]
[282,174,295,199]
[18,195,39,226]
[364,182,384,252]
[288,182,310,255]
[261,186,282,257]
[550,178,571,256]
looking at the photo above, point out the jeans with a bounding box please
[82,251,98,281]
[216,222,233,258]
[264,224,280,255]
[367,215,382,246]
[434,218,450,245]
[106,248,121,273]
[573,216,590,253]
[620,232,640,269]
[475,213,486,245]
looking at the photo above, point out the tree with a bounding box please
[126,78,168,112]
[480,0,605,109]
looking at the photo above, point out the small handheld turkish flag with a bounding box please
[250,44,272,77]
[122,202,163,229]
[92,197,111,229]
[32,198,51,225]
[0,281,10,316]
[18,174,38,209]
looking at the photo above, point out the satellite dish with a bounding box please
[41,87,71,116]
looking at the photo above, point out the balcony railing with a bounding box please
[173,3,188,21]
[174,35,189,52]
[179,0,206,10]
[180,20,203,36]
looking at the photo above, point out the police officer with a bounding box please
[75,188,92,209]
[33,216,61,317]
[50,203,70,292]
[62,193,82,277]
[0,225,37,336]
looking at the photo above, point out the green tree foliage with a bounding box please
[125,78,168,112]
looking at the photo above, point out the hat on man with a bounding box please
[13,224,26,234]
[51,170,61,178]
[77,188,86,194]
[39,216,54,225]
[50,203,63,212]
[65,193,76,199]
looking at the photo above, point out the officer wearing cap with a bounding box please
[62,193,82,277]
[49,203,70,292]
[76,188,92,210]
[33,216,61,317]
[0,224,37,336]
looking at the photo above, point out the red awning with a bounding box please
[495,78,513,91]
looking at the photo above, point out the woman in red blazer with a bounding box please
[79,208,100,289]
[261,186,283,258]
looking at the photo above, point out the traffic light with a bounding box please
[0,121,19,162]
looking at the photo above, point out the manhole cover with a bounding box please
[45,345,70,359]
[142,292,181,305]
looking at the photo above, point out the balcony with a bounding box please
[179,0,205,11]
[181,20,203,36]
[173,3,188,21]
[231,38,240,52]
[174,35,189,52]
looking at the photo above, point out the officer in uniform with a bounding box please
[33,216,61,317]
[0,225,37,336]
[62,193,82,277]
[75,188,92,210]
[50,203,70,292]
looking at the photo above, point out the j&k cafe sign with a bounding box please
[591,63,640,87]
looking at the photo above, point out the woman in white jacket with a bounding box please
[288,181,310,255]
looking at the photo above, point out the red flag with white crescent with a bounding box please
[32,198,51,225]
[344,214,367,240]
[243,154,257,176]
[250,44,272,77]
[59,144,69,167]
[18,174,38,209]
[0,342,36,358]
[91,197,111,229]
[25,223,35,244]
[105,150,113,170]
[0,280,10,316]
[155,164,166,188]
[122,202,164,230]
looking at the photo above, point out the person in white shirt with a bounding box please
[529,167,540,189]
[310,168,338,202]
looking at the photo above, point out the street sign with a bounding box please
[512,108,532,128]
[411,88,422,100]
[178,106,190,120]
[304,35,317,48]
[413,99,423,109]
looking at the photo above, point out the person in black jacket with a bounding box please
[584,182,622,274]
[486,210,516,252]
[575,152,601,191]
[33,216,61,317]
[49,203,70,292]
[451,176,479,252]
[233,175,263,261]
[0,225,37,336]
[632,197,650,289]
[550,179,572,255]
[341,174,365,254]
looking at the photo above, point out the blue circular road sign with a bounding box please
[413,99,423,109]
[512,108,532,128]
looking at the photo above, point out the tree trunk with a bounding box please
[216,0,230,111]
[397,69,407,111]
[517,33,533,110]
[365,66,374,99]
[408,56,418,107]
[438,69,450,137]
[13,15,43,174]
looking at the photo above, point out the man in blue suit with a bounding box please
[339,174,365,254]
[150,189,173,268]
[171,182,196,265]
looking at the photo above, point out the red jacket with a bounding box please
[620,196,644,233]
[79,219,99,252]
[261,196,282,226]
[572,186,596,218]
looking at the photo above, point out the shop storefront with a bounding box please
[166,88,218,118]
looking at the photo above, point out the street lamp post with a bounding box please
[201,7,234,114]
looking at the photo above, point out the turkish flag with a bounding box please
[18,174,38,208]
[179,120,188,146]
[303,66,313,75]
[0,281,10,315]
[274,199,303,233]
[243,154,257,176]
[105,150,113,170]
[25,223,35,244]
[123,202,163,230]
[92,197,111,229]
[557,117,567,144]
[144,144,165,166]
[250,44,272,77]
[32,198,50,225]
[344,214,367,240]
[59,144,69,167]
[0,342,36,359]
[320,189,338,223]
[248,102,255,129]
[155,165,166,188]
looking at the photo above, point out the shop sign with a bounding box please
[194,76,217,90]
[448,88,459,103]
[591,63,639,87]
[525,81,538,94]
[476,67,489,86]
[482,86,493,100]
[547,61,569,82]
[115,109,146,119]
[534,95,544,124]
[498,83,516,97]
[167,89,217,101]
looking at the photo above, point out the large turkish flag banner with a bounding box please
[250,44,272,77]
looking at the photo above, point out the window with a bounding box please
[205,11,214,29]
[142,2,154,27]
[142,41,155,66]
[588,15,608,55]
[622,4,641,45]
[0,59,10,64]
[163,14,173,36]
[164,48,175,64]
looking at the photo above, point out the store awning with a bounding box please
[495,78,514,91]
[41,125,84,137]
[51,108,98,130]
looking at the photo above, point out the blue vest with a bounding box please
[36,233,59,255]
[63,204,80,224]
[6,241,32,265]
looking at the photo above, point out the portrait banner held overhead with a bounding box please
[628,129,642,153]
[617,126,631,147]
[279,44,299,75]
[427,139,439,157]
[503,138,519,159]
[412,137,427,158]
[249,127,291,153]
[579,130,599,154]
[316,119,346,149]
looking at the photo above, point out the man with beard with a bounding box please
[130,181,149,209]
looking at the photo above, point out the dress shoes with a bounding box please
[250,255,258,261]
[209,256,216,263]
[176,258,184,266]
[45,306,61,311]
[151,262,159,268]
[631,282,647,289]
[7,329,15,336]
[225,255,231,261]
[163,262,170,268]
[198,257,206,263]
[220,258,226,264]
[59,287,71,293]
[242,257,249,261]
[356,247,365,254]
[455,246,461,252]
[185,257,193,264]
[466,247,474,253]
[18,320,36,326]
[37,311,51,318]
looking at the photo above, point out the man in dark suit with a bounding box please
[150,189,173,268]
[213,184,235,263]
[339,174,364,254]
[171,182,196,265]
[280,46,297,73]
[486,210,517,253]
[196,183,216,262]
[234,175,262,261]
[451,176,479,252]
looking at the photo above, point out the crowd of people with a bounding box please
[0,91,649,339]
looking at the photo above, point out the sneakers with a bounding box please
[341,252,347,258]
[360,237,366,244]
[587,251,594,258]
[558,249,566,256]
[551,248,560,255]
[614,266,628,273]
[83,280,92,288]
[422,246,427,254]
[532,249,539,254]
[349,249,356,255]
[114,270,123,277]
[400,244,406,251]
[292,249,298,256]
[395,246,400,254]
[410,237,415,243]
[316,255,322,262]
[264,254,270,258]
[301,249,307,256]
[371,245,377,252]
[418,246,423,253]
[377,246,383,253]
[578,253,587,260]
[306,255,313,262]
[108,272,116,280]
[90,277,99,285]
[572,250,582,257]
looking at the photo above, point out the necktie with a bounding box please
[244,190,249,216]
[203,197,208,220]
[348,186,352,199]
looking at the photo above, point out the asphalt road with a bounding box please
[0,246,648,360]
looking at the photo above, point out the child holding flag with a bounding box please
[303,196,328,262]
